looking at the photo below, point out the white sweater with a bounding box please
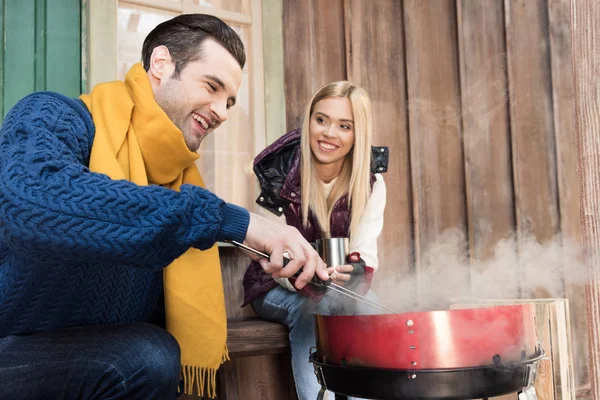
[263,174,387,292]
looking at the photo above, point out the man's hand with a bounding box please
[243,212,329,289]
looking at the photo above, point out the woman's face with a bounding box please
[309,97,355,177]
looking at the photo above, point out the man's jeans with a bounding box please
[0,322,181,399]
[252,286,380,400]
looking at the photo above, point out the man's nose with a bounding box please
[210,101,228,123]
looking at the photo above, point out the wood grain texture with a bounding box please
[234,354,296,400]
[227,318,290,357]
[535,303,557,400]
[217,248,295,400]
[343,0,415,307]
[403,0,468,306]
[571,0,600,397]
[504,0,560,278]
[217,361,240,400]
[282,0,346,130]
[547,0,589,388]
[219,248,261,319]
[457,0,517,299]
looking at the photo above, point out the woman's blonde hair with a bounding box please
[300,81,373,238]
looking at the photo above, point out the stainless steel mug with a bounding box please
[316,237,349,267]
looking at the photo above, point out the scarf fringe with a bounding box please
[180,347,230,398]
[181,364,218,398]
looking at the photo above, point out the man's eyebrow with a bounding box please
[205,74,236,107]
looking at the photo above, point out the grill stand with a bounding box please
[311,347,544,400]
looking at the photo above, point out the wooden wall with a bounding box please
[570,0,600,397]
[281,0,588,392]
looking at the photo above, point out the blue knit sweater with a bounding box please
[0,92,250,337]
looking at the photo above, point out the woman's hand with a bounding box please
[326,264,354,285]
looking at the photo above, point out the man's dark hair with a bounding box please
[141,14,246,78]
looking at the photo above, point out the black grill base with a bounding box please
[310,350,544,400]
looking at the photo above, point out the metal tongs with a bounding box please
[226,240,398,314]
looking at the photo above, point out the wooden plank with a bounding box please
[219,248,261,319]
[456,0,517,300]
[4,0,35,116]
[282,0,346,129]
[217,361,240,400]
[547,0,589,389]
[551,300,576,399]
[570,0,600,397]
[226,318,290,357]
[218,248,294,400]
[45,0,81,96]
[403,0,468,308]
[535,304,557,400]
[234,354,296,400]
[262,0,287,145]
[504,0,560,298]
[343,0,414,309]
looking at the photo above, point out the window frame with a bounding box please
[84,0,267,161]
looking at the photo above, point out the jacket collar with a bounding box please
[254,129,389,211]
[254,129,302,204]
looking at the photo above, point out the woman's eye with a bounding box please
[208,83,217,92]
[341,124,352,130]
[316,117,325,124]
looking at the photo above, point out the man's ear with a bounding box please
[148,45,175,82]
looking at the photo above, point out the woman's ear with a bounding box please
[148,45,175,82]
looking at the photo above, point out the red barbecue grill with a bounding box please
[310,304,545,400]
[225,242,545,399]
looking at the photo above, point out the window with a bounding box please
[115,0,265,211]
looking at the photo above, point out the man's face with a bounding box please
[153,39,243,152]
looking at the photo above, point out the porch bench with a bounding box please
[226,317,290,357]
[217,318,292,399]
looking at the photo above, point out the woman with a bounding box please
[242,81,387,399]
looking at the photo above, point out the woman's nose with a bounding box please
[323,125,337,137]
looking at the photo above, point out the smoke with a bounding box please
[372,229,589,314]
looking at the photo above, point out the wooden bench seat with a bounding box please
[216,247,296,399]
[226,317,290,357]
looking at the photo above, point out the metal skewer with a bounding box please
[324,282,399,314]
[226,240,398,314]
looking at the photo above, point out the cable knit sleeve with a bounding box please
[348,174,387,271]
[0,92,249,271]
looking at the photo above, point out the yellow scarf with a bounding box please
[80,63,228,397]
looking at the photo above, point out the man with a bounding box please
[0,14,328,399]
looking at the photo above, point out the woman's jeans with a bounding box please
[252,286,380,400]
[0,322,181,400]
